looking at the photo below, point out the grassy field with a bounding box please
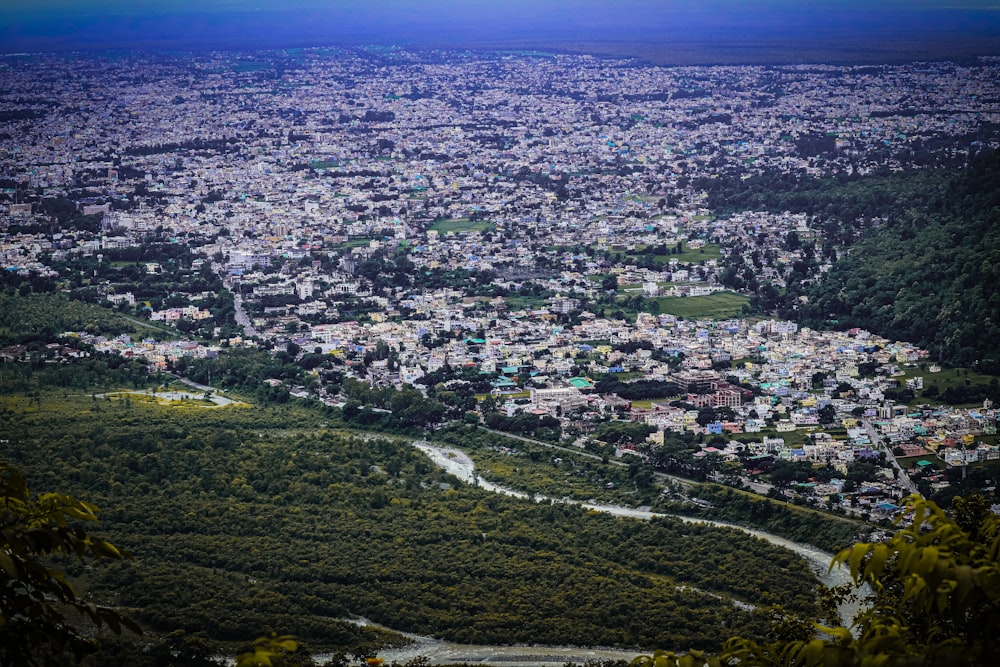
[611,243,723,266]
[897,454,947,471]
[671,243,723,263]
[652,291,749,320]
[331,236,378,249]
[750,429,814,447]
[894,364,1000,407]
[504,294,550,310]
[629,397,681,409]
[429,218,496,234]
[308,159,340,169]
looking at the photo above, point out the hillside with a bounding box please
[801,152,1000,370]
[703,150,1000,370]
[0,292,137,345]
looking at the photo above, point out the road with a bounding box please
[862,419,919,495]
[232,292,258,338]
[175,375,215,393]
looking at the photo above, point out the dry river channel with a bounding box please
[326,442,862,666]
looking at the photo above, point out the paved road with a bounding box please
[862,419,920,495]
[232,292,258,338]
[175,375,215,393]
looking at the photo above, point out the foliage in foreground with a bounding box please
[632,494,1000,666]
[0,463,140,666]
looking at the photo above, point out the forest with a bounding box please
[1,384,824,661]
[0,292,136,346]
[797,151,1000,371]
[701,149,1000,370]
[431,426,864,554]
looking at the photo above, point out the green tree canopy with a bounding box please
[632,493,1000,666]
[0,463,140,666]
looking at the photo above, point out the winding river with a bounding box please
[356,442,860,666]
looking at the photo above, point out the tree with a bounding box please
[631,494,1000,666]
[696,406,717,427]
[818,404,837,426]
[0,463,141,666]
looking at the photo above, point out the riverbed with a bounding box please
[412,442,853,592]
[364,442,861,665]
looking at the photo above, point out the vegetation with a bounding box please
[435,426,863,554]
[0,463,140,666]
[653,484,863,554]
[798,152,1000,370]
[631,494,1000,666]
[2,386,823,658]
[609,243,723,266]
[0,292,136,345]
[651,292,750,320]
[171,348,305,402]
[428,217,496,234]
[704,150,1000,369]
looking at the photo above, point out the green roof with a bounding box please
[568,377,594,389]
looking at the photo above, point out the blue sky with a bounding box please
[2,1,999,54]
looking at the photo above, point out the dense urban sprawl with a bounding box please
[3,48,999,515]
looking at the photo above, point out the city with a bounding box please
[4,49,998,511]
[3,41,1000,665]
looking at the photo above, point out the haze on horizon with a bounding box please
[3,0,1000,63]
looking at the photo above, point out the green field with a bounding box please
[503,294,550,310]
[609,243,723,266]
[330,236,378,249]
[629,397,681,409]
[652,291,749,320]
[429,218,496,234]
[308,159,340,169]
[670,243,723,263]
[893,364,1000,407]
[897,454,947,471]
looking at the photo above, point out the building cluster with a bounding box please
[2,48,999,508]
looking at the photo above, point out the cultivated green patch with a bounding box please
[428,218,496,235]
[652,292,749,320]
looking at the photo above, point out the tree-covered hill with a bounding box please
[800,152,1000,369]
[702,150,1000,369]
[0,292,135,345]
